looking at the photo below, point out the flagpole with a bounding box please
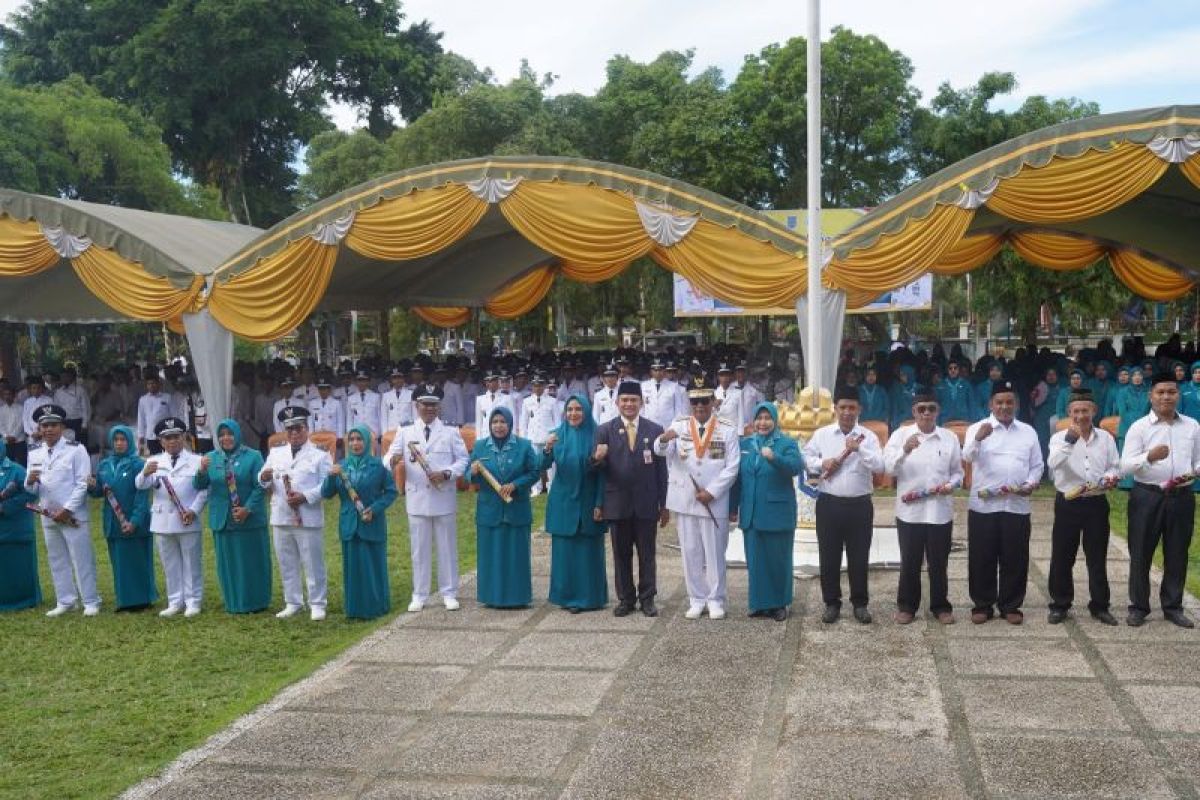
[805,0,823,392]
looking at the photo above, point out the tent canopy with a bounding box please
[208,156,810,339]
[825,105,1200,307]
[0,189,262,323]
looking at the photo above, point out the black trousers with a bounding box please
[1048,493,1110,613]
[6,440,27,467]
[967,510,1031,616]
[1127,483,1195,615]
[610,517,658,607]
[896,519,953,614]
[146,439,164,455]
[815,493,873,609]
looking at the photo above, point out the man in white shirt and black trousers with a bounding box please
[1046,388,1120,626]
[803,384,885,624]
[1120,372,1200,628]
[884,387,963,625]
[962,380,1044,625]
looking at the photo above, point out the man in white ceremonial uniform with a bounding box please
[475,372,507,431]
[380,368,414,434]
[1045,388,1120,626]
[0,381,27,467]
[53,367,90,447]
[26,403,99,616]
[592,363,621,425]
[346,371,381,440]
[137,371,178,455]
[803,385,886,624]
[734,363,763,428]
[713,363,745,434]
[259,406,333,620]
[654,373,740,620]
[21,376,48,449]
[962,379,1044,625]
[519,374,560,495]
[308,378,346,446]
[272,378,297,435]
[884,388,963,625]
[441,364,466,426]
[135,417,208,617]
[641,358,687,430]
[387,384,469,612]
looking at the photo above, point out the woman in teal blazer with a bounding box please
[733,402,802,621]
[541,393,608,613]
[0,439,39,611]
[194,419,271,613]
[470,406,539,608]
[322,424,398,619]
[89,425,155,610]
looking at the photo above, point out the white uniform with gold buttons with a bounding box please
[135,450,208,612]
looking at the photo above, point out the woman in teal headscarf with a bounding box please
[89,425,155,610]
[733,402,802,621]
[1107,365,1132,418]
[857,367,890,424]
[322,424,397,619]
[0,439,39,611]
[542,393,607,613]
[194,419,270,613]
[889,365,917,430]
[1115,369,1150,490]
[470,406,539,608]
[1088,360,1115,419]
[1180,360,1200,419]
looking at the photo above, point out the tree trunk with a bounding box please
[379,309,391,360]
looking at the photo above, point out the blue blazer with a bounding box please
[0,460,35,542]
[735,435,802,531]
[194,447,267,532]
[321,458,397,542]
[470,436,539,527]
[90,456,151,539]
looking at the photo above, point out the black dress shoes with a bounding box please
[640,601,658,617]
[771,607,788,622]
[1090,610,1118,626]
[1047,609,1068,624]
[1126,611,1147,627]
[613,603,634,617]
[1165,610,1195,629]
[853,606,872,625]
[821,605,839,624]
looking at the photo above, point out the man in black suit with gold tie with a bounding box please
[593,380,670,617]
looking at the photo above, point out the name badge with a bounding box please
[643,449,653,465]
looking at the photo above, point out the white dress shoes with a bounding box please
[45,603,77,617]
[184,606,201,618]
[685,605,704,620]
[407,599,424,612]
[158,604,183,618]
[82,605,101,617]
[275,604,302,619]
[310,606,326,621]
[443,597,460,611]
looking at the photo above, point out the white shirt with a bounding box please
[653,415,741,519]
[0,400,24,443]
[641,379,687,430]
[308,396,345,438]
[380,386,414,432]
[519,392,560,443]
[25,439,90,518]
[21,394,48,438]
[441,381,465,426]
[1047,426,1120,495]
[884,424,964,524]
[345,389,381,436]
[134,450,208,533]
[1119,411,1200,486]
[53,383,90,422]
[137,392,179,443]
[737,382,764,426]
[259,440,332,528]
[962,415,1044,514]
[180,391,212,440]
[475,391,511,431]
[802,422,885,497]
[592,385,619,425]
[387,418,469,516]
[271,397,293,434]
[714,384,745,431]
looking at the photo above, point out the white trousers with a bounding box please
[530,443,554,496]
[155,531,204,609]
[677,512,728,608]
[409,513,458,602]
[43,518,100,608]
[273,525,327,609]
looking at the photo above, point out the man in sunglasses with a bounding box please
[884,389,963,624]
[802,385,885,624]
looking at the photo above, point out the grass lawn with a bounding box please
[0,493,541,800]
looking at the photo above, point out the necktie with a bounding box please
[424,426,431,442]
[626,421,637,450]
[698,424,706,438]
[171,454,178,468]
[292,445,301,456]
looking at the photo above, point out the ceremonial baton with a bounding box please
[26,502,79,527]
[688,473,719,526]
[282,473,304,525]
[475,461,513,503]
[102,486,132,530]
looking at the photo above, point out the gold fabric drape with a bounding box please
[1110,249,1195,300]
[343,185,487,261]
[827,204,973,294]
[412,306,471,328]
[931,233,1004,275]
[987,142,1168,223]
[1008,231,1106,271]
[0,216,59,276]
[500,181,655,267]
[559,258,631,283]
[72,247,203,321]
[484,265,556,318]
[208,238,338,341]
[1181,156,1200,190]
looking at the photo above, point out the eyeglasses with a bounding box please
[915,404,938,414]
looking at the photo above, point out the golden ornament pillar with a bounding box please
[777,384,834,528]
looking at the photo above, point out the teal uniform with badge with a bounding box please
[321,424,397,619]
[0,440,39,611]
[194,419,271,613]
[471,406,540,608]
[89,425,156,609]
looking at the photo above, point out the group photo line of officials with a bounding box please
[2,364,1198,630]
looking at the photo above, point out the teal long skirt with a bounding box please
[0,541,41,611]
[213,527,272,613]
[107,534,158,609]
[548,531,608,610]
[477,523,532,608]
[342,537,390,620]
[744,527,795,612]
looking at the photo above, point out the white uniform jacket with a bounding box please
[25,440,90,518]
[345,389,381,436]
[380,387,414,432]
[475,391,512,431]
[387,419,469,516]
[259,441,332,528]
[653,416,741,519]
[135,450,208,533]
[641,379,688,430]
[519,393,560,443]
[714,384,745,431]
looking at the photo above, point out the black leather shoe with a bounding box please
[1091,610,1118,626]
[568,607,583,615]
[1126,611,1147,627]
[640,601,658,617]
[853,606,872,625]
[821,605,840,624]
[1165,610,1195,629]
[1047,609,1068,624]
[613,604,634,617]
[748,609,767,618]
[771,607,788,622]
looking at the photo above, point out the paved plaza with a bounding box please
[124,498,1200,799]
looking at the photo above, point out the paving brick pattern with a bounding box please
[123,499,1200,799]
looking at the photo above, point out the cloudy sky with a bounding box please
[0,0,1194,130]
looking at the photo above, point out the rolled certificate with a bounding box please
[282,473,304,525]
[158,475,188,517]
[819,433,864,480]
[102,486,131,529]
[1063,480,1114,500]
[976,483,1032,499]
[475,461,513,503]
[340,472,368,519]
[224,462,242,509]
[408,441,435,479]
[901,484,952,503]
[25,502,79,527]
[1163,472,1197,491]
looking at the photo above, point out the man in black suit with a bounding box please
[593,380,670,617]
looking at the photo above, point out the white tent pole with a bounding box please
[804,0,823,392]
